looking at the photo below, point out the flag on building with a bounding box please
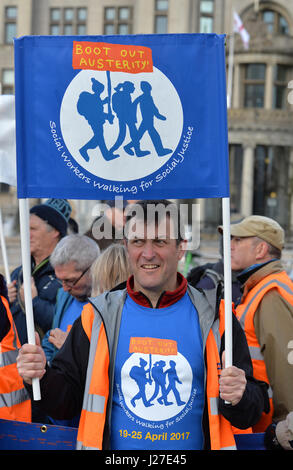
[0,95,16,186]
[14,34,230,201]
[233,11,250,49]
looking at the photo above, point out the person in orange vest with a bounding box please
[219,215,293,440]
[0,274,31,422]
[17,200,267,450]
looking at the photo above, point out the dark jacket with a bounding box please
[0,274,10,341]
[187,260,242,305]
[10,257,61,344]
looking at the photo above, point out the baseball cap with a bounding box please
[218,215,285,251]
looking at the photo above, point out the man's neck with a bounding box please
[32,252,51,268]
[137,289,162,308]
[127,274,188,309]
[133,279,179,308]
[32,245,57,267]
[237,258,277,285]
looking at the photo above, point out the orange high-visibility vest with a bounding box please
[77,299,237,450]
[0,296,31,422]
[205,299,238,449]
[235,271,293,432]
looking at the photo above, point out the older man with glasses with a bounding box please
[30,234,100,426]
[41,234,100,364]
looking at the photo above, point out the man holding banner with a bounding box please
[17,200,267,451]
[0,274,31,422]
[8,198,72,345]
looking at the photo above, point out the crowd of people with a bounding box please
[0,197,292,451]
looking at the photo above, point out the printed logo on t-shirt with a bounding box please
[119,337,194,422]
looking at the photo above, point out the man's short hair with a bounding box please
[124,199,185,245]
[50,234,100,271]
[253,237,282,260]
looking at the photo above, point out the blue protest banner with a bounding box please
[14,34,229,200]
[0,419,266,451]
[0,419,77,450]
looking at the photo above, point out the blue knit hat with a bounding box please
[30,198,72,238]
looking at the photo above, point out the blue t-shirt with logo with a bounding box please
[110,292,205,450]
[59,298,86,332]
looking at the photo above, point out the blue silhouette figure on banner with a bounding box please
[110,81,150,157]
[77,78,119,162]
[130,358,153,408]
[149,360,173,406]
[129,356,185,409]
[125,81,172,157]
[165,360,186,406]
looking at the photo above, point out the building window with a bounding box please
[243,64,266,108]
[0,183,10,193]
[77,8,87,35]
[199,0,214,33]
[104,7,132,35]
[50,7,87,35]
[1,69,14,94]
[4,6,17,44]
[262,9,289,35]
[253,145,289,229]
[229,144,243,214]
[273,65,290,109]
[154,0,168,34]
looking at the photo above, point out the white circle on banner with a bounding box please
[120,352,192,421]
[60,68,183,181]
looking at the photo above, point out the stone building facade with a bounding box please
[0,0,293,234]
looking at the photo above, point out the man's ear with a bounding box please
[53,228,61,242]
[178,239,187,260]
[255,241,270,260]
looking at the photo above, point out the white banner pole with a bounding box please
[222,197,233,369]
[224,13,234,370]
[18,198,41,401]
[0,208,11,284]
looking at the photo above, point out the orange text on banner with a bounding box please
[72,41,153,74]
[129,337,178,356]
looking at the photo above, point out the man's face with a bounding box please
[54,261,91,301]
[125,216,185,298]
[230,236,260,271]
[30,214,59,259]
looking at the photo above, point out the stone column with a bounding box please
[289,148,293,235]
[265,63,274,109]
[240,143,255,216]
[233,63,241,108]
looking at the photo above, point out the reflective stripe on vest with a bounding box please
[76,304,109,450]
[206,300,237,450]
[0,388,31,409]
[77,297,237,450]
[235,272,293,431]
[0,296,31,422]
[0,349,18,368]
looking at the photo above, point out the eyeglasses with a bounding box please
[59,265,91,288]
